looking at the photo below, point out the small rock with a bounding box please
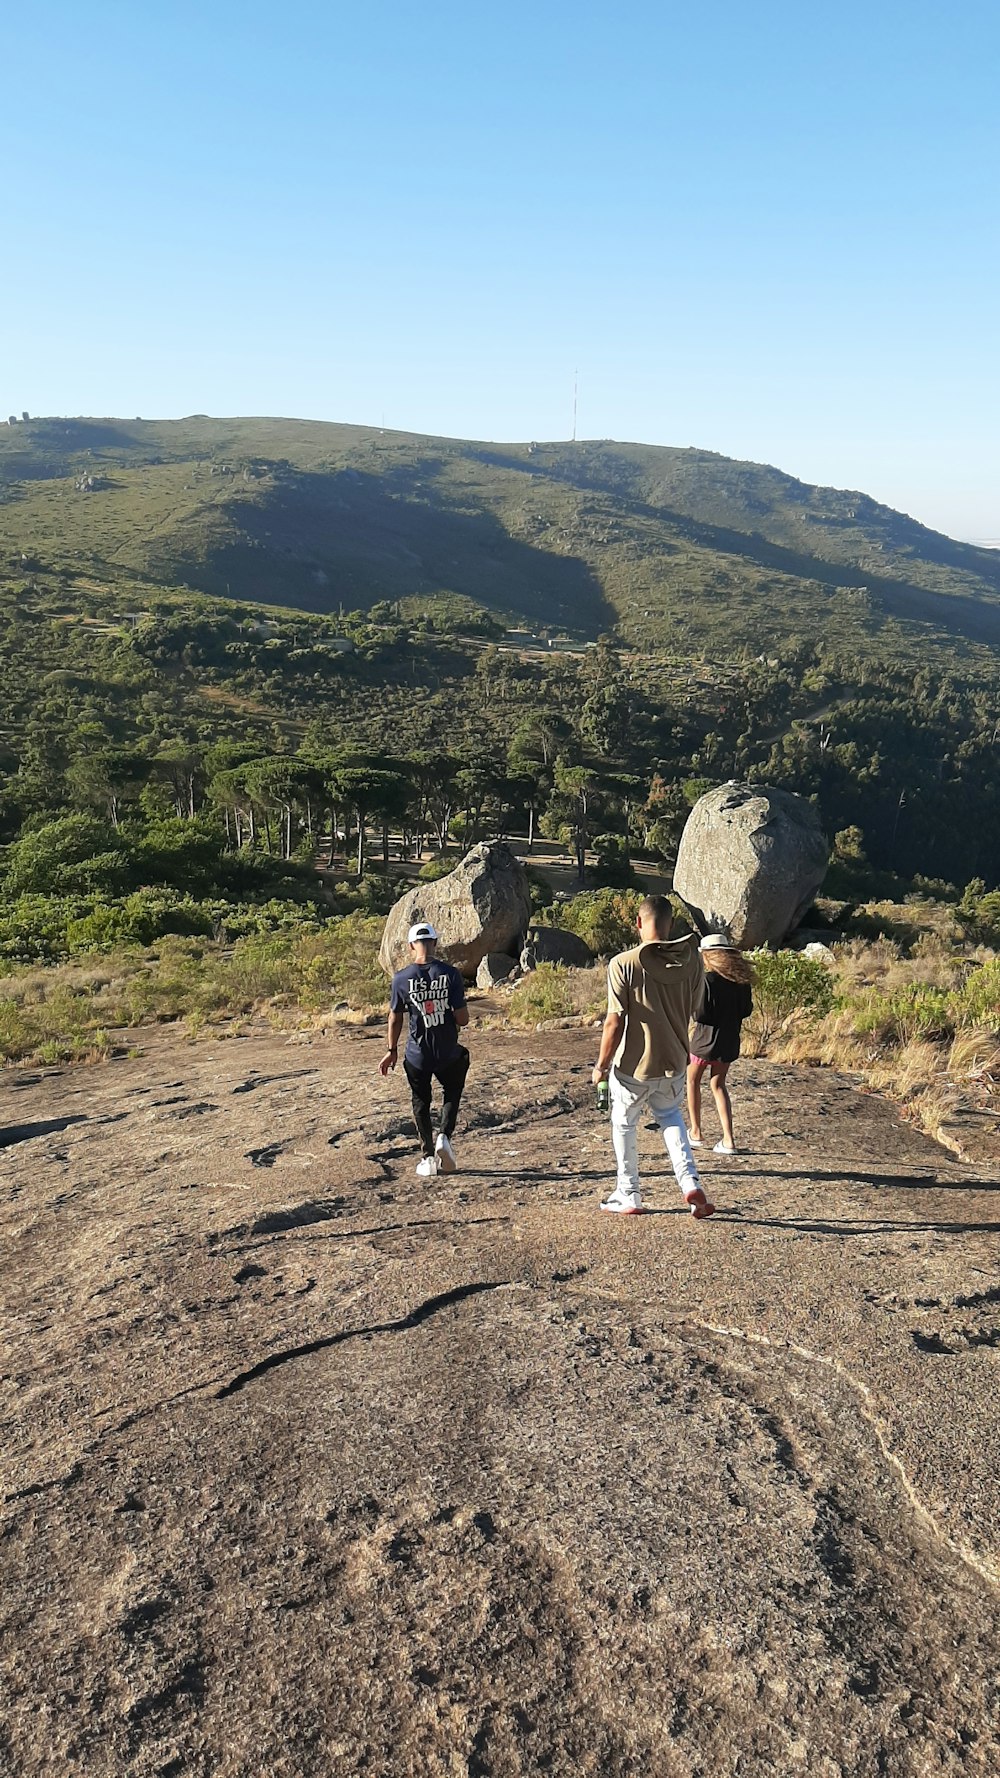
[476,952,519,989]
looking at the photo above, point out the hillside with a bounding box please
[3,1023,999,1775]
[3,415,1000,659]
[2,413,999,897]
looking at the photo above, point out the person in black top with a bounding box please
[379,921,470,1178]
[686,933,753,1155]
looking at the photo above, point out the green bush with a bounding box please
[524,865,554,912]
[954,957,1000,1031]
[0,895,90,966]
[417,857,455,882]
[590,833,637,889]
[850,982,955,1046]
[4,815,134,897]
[541,888,646,955]
[508,964,573,1025]
[748,949,835,1048]
[958,880,1000,945]
[331,873,407,915]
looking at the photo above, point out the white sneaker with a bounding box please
[435,1134,457,1173]
[713,1141,737,1155]
[415,1155,440,1178]
[600,1189,644,1216]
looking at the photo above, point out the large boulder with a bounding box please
[673,782,828,948]
[379,843,531,979]
[520,924,595,971]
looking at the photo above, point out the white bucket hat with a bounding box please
[699,932,735,951]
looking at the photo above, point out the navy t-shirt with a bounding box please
[390,959,467,1066]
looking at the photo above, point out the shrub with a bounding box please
[747,949,835,1049]
[850,982,955,1047]
[417,857,455,883]
[524,865,554,912]
[4,815,134,897]
[296,914,385,1008]
[0,895,89,966]
[333,873,405,914]
[954,957,1000,1031]
[541,888,646,955]
[508,964,573,1025]
[590,833,637,889]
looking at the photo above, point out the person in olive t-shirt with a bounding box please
[592,896,714,1218]
[379,922,470,1179]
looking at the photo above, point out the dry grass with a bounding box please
[0,918,387,1065]
[770,942,999,1144]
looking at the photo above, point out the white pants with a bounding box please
[610,1066,700,1203]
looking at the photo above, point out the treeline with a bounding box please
[0,585,998,974]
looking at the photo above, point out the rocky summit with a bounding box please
[1,1023,999,1776]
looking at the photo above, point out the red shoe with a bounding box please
[685,1188,715,1219]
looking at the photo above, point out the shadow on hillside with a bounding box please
[631,504,1000,646]
[170,467,614,632]
[502,452,1000,645]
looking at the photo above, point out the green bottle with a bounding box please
[596,1077,610,1113]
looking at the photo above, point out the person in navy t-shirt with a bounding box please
[379,921,470,1178]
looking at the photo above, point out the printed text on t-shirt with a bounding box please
[409,975,452,1029]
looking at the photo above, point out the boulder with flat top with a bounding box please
[379,842,531,979]
[674,781,828,948]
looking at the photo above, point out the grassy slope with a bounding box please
[2,415,1000,662]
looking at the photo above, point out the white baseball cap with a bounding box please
[407,921,438,943]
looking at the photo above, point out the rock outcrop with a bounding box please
[674,781,828,948]
[520,924,595,970]
[476,952,520,989]
[380,843,531,978]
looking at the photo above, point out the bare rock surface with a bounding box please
[379,843,531,978]
[675,781,829,946]
[1,1024,999,1776]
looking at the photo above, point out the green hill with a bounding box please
[2,415,999,662]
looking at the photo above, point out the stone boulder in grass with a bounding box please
[674,782,828,948]
[520,924,595,971]
[476,952,520,990]
[379,843,532,979]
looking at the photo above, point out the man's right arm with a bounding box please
[593,956,628,1083]
[380,978,406,1075]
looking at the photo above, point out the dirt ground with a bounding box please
[1,1021,998,1777]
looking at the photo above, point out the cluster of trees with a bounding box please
[1,581,998,964]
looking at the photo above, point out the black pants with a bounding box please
[403,1047,470,1157]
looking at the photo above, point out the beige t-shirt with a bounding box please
[607,936,703,1080]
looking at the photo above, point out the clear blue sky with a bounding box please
[5,0,998,540]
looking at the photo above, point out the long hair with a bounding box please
[703,947,753,985]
